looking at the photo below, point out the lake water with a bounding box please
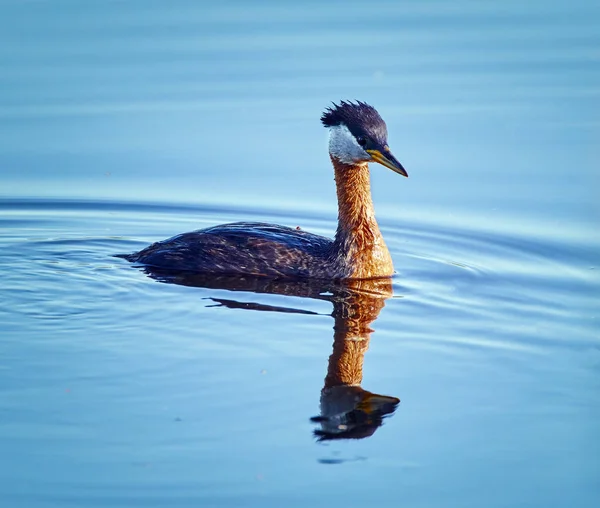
[1,1,599,507]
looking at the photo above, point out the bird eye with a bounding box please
[357,136,367,147]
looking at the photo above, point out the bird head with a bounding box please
[321,100,407,177]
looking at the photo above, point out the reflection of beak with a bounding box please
[367,147,408,177]
[357,393,401,414]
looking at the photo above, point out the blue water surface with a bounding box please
[0,1,599,507]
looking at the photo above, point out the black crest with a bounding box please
[321,100,387,143]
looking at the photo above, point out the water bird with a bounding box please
[119,101,408,279]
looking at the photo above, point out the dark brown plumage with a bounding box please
[119,222,341,278]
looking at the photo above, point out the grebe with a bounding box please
[119,101,407,279]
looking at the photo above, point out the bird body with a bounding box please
[123,222,337,278]
[119,101,407,280]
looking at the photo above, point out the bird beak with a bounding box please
[357,393,401,414]
[367,147,408,177]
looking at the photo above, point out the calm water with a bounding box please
[1,1,599,507]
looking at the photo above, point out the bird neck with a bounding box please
[331,157,393,278]
[324,280,389,387]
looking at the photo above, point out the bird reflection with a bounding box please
[139,268,400,441]
[312,278,400,441]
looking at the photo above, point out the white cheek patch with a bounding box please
[328,124,371,164]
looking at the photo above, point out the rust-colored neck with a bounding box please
[323,279,390,387]
[324,318,372,387]
[331,157,393,278]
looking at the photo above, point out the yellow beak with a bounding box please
[366,148,408,177]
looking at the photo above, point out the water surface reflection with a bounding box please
[138,268,400,442]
